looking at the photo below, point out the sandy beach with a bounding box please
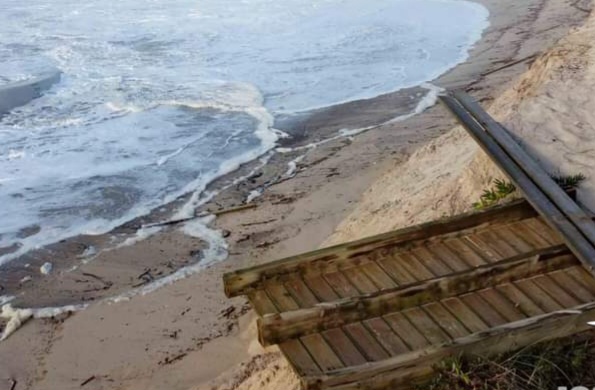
[0,0,592,389]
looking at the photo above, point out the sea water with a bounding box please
[0,0,488,264]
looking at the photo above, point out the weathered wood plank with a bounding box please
[383,312,430,350]
[509,220,553,247]
[402,307,450,345]
[248,289,278,315]
[531,275,582,308]
[565,266,595,294]
[303,301,595,390]
[286,278,320,308]
[446,238,488,266]
[301,334,344,372]
[423,302,470,339]
[494,226,535,253]
[304,275,340,302]
[364,318,410,355]
[258,246,572,345]
[527,218,564,245]
[377,256,417,285]
[321,328,367,367]
[360,262,398,290]
[495,283,545,317]
[342,268,379,294]
[459,293,507,327]
[477,230,518,258]
[343,323,390,362]
[324,272,360,298]
[410,248,453,276]
[266,283,300,311]
[224,197,538,297]
[394,252,435,280]
[548,270,595,303]
[279,339,321,376]
[426,243,469,272]
[440,297,488,333]
[513,279,564,312]
[477,289,526,322]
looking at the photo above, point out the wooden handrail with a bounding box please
[440,93,595,272]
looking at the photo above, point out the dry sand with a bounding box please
[0,0,592,389]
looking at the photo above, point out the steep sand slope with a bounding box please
[326,10,595,246]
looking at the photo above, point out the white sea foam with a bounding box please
[0,302,86,341]
[0,296,15,306]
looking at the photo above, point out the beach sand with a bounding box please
[0,0,591,389]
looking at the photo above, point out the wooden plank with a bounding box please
[402,307,450,345]
[304,275,340,302]
[463,233,501,262]
[394,252,435,280]
[411,247,453,276]
[526,218,564,245]
[459,293,507,327]
[360,262,398,290]
[508,220,552,248]
[342,268,379,294]
[321,328,367,367]
[440,297,488,333]
[445,238,488,266]
[248,290,278,315]
[423,302,469,339]
[453,90,595,257]
[223,197,537,297]
[285,277,372,372]
[426,243,469,272]
[495,283,545,317]
[343,323,390,362]
[266,283,300,311]
[548,270,595,303]
[565,266,595,294]
[285,278,320,308]
[513,279,564,312]
[364,318,410,355]
[441,93,595,278]
[494,226,535,253]
[279,339,321,376]
[301,333,344,372]
[324,272,360,298]
[302,301,595,390]
[531,275,582,308]
[258,246,572,345]
[477,288,525,322]
[383,312,430,350]
[377,256,417,285]
[476,230,518,258]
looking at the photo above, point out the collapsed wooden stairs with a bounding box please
[223,92,595,389]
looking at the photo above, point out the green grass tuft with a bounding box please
[421,337,595,390]
[550,173,586,190]
[472,179,517,210]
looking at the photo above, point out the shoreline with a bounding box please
[0,0,591,389]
